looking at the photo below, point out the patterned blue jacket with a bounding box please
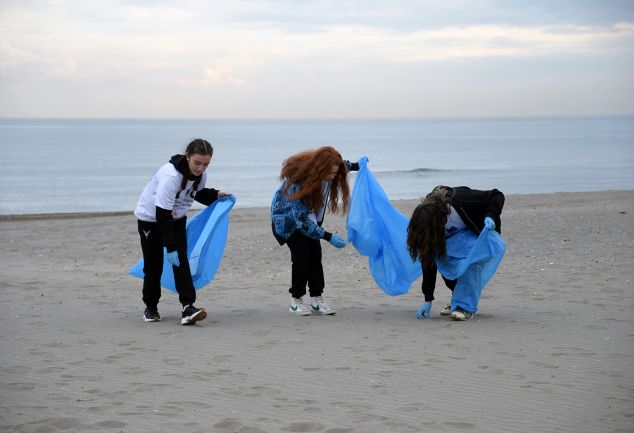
[271,160,359,244]
[271,182,327,242]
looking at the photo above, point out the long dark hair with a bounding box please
[407,187,452,267]
[177,138,213,198]
[280,146,350,214]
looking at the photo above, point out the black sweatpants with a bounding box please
[137,218,196,308]
[285,230,325,299]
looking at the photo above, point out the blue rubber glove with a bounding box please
[328,234,347,248]
[166,251,180,267]
[484,216,495,230]
[417,301,432,319]
[358,156,369,167]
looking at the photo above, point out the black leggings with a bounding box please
[285,230,325,299]
[137,218,196,308]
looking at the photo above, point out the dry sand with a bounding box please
[1,190,633,433]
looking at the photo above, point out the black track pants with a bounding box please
[285,230,325,299]
[137,218,196,308]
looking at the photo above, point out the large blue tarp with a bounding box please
[128,195,236,292]
[346,160,421,295]
[436,227,506,313]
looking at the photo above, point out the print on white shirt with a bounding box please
[135,162,207,222]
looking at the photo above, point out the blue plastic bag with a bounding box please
[436,227,506,313]
[129,195,236,292]
[346,160,421,295]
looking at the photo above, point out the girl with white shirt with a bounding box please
[134,139,230,325]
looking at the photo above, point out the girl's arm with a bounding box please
[485,189,505,219]
[155,206,177,252]
[194,188,219,206]
[484,189,505,231]
[421,261,438,302]
[290,198,333,241]
[154,174,180,252]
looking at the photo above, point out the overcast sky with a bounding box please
[1,0,633,118]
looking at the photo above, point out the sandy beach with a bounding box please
[1,190,633,433]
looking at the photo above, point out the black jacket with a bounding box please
[421,186,505,302]
[447,186,504,234]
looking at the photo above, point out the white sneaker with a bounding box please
[440,304,452,316]
[290,297,312,316]
[309,296,336,315]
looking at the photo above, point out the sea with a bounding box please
[1,116,633,215]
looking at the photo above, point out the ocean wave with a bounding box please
[374,168,446,176]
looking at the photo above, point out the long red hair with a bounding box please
[280,146,350,214]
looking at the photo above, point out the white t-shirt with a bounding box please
[445,205,466,237]
[134,162,207,222]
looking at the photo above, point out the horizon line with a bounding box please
[1,114,633,121]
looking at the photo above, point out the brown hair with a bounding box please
[280,146,350,214]
[407,187,452,267]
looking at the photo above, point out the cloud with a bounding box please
[1,1,632,117]
[3,2,633,76]
[372,23,634,62]
[50,59,77,77]
[264,21,634,64]
[200,65,247,87]
[0,39,32,74]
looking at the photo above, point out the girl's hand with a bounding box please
[166,251,180,267]
[484,216,495,230]
[218,191,230,198]
[417,301,432,319]
[328,234,347,248]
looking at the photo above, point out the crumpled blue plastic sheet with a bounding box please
[129,195,236,292]
[347,161,506,307]
[346,160,421,295]
[436,227,506,313]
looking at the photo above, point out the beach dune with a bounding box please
[1,191,633,433]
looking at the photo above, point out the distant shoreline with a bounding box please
[2,189,631,221]
[0,211,133,222]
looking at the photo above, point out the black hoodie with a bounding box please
[421,186,505,302]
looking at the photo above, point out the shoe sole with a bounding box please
[289,307,311,316]
[311,307,336,315]
[450,313,473,321]
[144,317,160,322]
[181,308,207,325]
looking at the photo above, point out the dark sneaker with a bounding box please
[181,304,207,325]
[450,307,473,321]
[143,307,161,322]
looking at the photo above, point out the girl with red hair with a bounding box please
[271,146,366,315]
